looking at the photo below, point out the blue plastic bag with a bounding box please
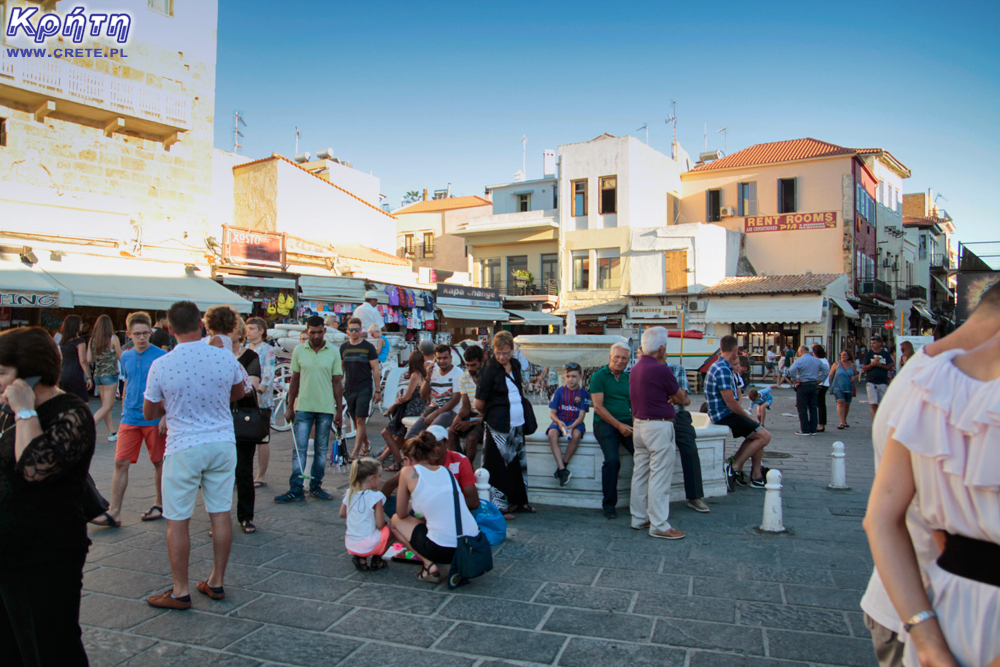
[471,500,507,546]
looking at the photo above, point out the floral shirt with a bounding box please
[250,341,277,408]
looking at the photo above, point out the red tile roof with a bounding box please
[393,196,492,215]
[335,243,411,267]
[702,274,841,295]
[688,138,855,173]
[853,148,911,178]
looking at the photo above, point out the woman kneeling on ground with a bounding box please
[390,431,479,584]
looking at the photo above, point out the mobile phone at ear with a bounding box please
[1,376,42,414]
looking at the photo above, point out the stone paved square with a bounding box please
[80,388,880,666]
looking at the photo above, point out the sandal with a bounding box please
[352,555,370,572]
[417,565,441,583]
[370,556,388,571]
[90,512,119,528]
[240,520,256,534]
[141,505,163,521]
[837,424,845,430]
[384,461,403,472]
[253,480,267,488]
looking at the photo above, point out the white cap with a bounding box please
[426,425,449,442]
[364,290,380,300]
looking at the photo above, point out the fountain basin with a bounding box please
[515,334,628,370]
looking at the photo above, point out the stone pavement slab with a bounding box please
[78,389,881,666]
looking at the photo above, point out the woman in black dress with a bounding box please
[474,330,536,517]
[0,326,96,666]
[230,315,261,534]
[58,315,92,407]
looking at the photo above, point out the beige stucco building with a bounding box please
[393,194,491,279]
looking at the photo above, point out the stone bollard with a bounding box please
[760,469,785,533]
[475,468,491,503]
[828,441,850,490]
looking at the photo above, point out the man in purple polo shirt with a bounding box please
[629,327,690,540]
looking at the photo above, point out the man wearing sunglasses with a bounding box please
[341,317,381,459]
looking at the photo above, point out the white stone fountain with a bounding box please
[513,310,729,509]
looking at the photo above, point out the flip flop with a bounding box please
[253,480,267,488]
[91,512,119,528]
[141,505,163,521]
[240,520,256,534]
[510,505,537,514]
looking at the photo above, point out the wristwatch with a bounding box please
[903,609,936,632]
[15,409,38,421]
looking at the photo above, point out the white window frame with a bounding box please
[596,248,621,290]
[148,0,174,17]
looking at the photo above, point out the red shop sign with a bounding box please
[225,226,284,266]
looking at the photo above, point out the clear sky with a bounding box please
[214,0,999,246]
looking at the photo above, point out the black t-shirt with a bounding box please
[861,349,893,385]
[150,327,172,350]
[340,340,378,394]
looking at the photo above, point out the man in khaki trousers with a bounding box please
[628,327,690,540]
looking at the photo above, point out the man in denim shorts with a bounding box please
[142,301,247,610]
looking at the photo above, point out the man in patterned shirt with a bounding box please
[667,361,709,513]
[705,335,772,491]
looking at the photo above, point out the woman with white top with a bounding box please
[203,306,236,354]
[864,340,1000,667]
[390,431,479,584]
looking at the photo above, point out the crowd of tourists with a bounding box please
[1,281,998,666]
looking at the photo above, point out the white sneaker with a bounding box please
[108,433,117,442]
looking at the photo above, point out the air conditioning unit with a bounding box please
[720,206,737,217]
[688,300,704,312]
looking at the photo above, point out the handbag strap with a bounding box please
[448,468,464,539]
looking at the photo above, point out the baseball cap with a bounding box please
[426,425,449,442]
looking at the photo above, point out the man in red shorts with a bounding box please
[91,312,167,526]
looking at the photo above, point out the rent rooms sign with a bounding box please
[744,212,837,233]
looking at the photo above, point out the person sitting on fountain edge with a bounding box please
[546,363,590,487]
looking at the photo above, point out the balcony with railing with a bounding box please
[482,279,560,297]
[894,285,927,301]
[930,253,951,271]
[0,48,190,140]
[455,208,559,237]
[858,277,893,302]
[397,242,434,259]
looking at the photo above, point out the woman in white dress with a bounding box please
[865,340,1000,667]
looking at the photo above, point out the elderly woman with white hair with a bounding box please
[589,341,635,520]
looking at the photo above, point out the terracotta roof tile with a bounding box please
[702,274,841,295]
[334,243,411,267]
[688,138,855,173]
[393,196,492,215]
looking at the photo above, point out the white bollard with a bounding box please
[760,469,785,532]
[828,441,849,490]
[475,468,491,503]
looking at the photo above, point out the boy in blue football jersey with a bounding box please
[547,363,591,487]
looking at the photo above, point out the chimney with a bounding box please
[543,150,556,177]
[423,189,428,202]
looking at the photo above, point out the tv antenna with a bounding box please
[295,126,300,155]
[704,123,708,151]
[233,111,247,154]
[665,100,677,157]
[716,127,728,154]
[636,123,648,144]
[521,135,527,178]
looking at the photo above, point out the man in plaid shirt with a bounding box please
[705,335,772,491]
[667,363,709,513]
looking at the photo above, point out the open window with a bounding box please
[517,193,530,212]
[481,258,500,288]
[706,189,721,222]
[572,180,587,216]
[599,176,617,214]
[572,251,590,290]
[778,178,796,213]
[737,182,757,216]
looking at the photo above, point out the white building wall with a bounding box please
[210,148,244,233]
[323,161,380,207]
[628,223,741,295]
[489,178,557,215]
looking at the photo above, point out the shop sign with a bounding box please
[627,305,679,319]
[0,291,58,307]
[225,226,284,266]
[436,284,500,307]
[744,212,837,233]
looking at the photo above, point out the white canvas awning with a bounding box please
[829,296,859,320]
[932,275,954,298]
[298,276,367,302]
[553,297,628,316]
[704,295,824,324]
[222,275,296,290]
[438,305,510,322]
[0,254,74,308]
[913,304,938,324]
[506,310,562,326]
[38,255,251,313]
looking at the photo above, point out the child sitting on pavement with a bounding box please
[340,458,389,572]
[747,386,773,427]
[547,363,591,487]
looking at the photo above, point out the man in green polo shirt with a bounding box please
[275,316,344,503]
[590,342,634,519]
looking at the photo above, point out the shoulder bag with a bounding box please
[233,387,271,445]
[447,471,493,589]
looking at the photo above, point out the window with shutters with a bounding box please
[706,189,721,222]
[572,180,587,216]
[517,194,530,212]
[664,250,688,293]
[737,182,757,217]
[778,178,796,213]
[599,177,617,214]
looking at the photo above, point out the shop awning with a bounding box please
[553,297,628,316]
[438,305,510,322]
[505,310,562,326]
[829,296,859,319]
[0,254,75,308]
[932,275,954,298]
[704,295,824,324]
[298,276,367,302]
[37,255,251,313]
[222,275,297,290]
[913,304,938,324]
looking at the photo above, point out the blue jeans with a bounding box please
[594,418,634,509]
[289,411,333,494]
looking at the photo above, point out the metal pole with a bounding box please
[678,310,685,365]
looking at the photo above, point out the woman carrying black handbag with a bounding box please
[229,317,267,534]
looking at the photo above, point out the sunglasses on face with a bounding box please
[348,328,361,332]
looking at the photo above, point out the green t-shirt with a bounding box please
[291,341,343,414]
[589,365,631,424]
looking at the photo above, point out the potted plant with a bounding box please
[511,269,534,295]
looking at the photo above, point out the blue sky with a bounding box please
[214,0,999,245]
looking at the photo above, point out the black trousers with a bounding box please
[235,441,257,523]
[797,382,819,434]
[674,411,704,500]
[0,556,89,667]
[817,386,829,428]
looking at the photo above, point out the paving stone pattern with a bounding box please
[81,387,879,666]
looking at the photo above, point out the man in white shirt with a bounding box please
[142,301,246,611]
[860,282,1000,666]
[351,291,384,336]
[405,344,462,438]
